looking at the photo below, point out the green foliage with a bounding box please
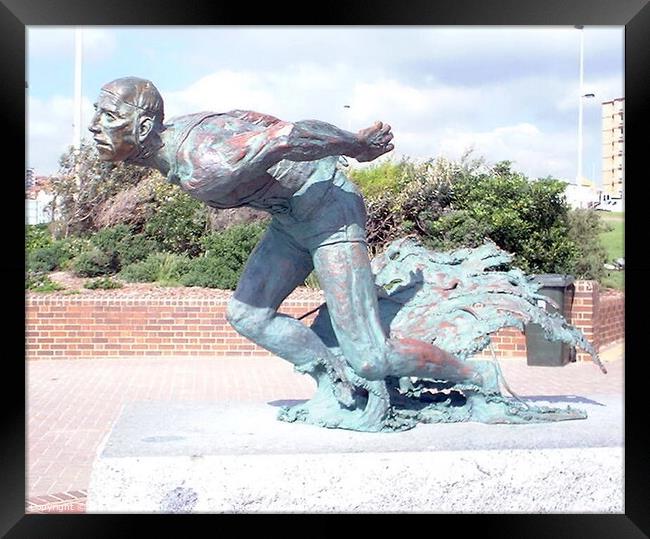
[566,209,609,281]
[143,182,209,256]
[363,157,464,253]
[26,238,84,273]
[180,256,242,290]
[27,245,64,273]
[180,222,267,289]
[89,225,156,269]
[303,271,321,290]
[445,164,575,273]
[71,247,114,277]
[25,272,64,292]
[599,219,623,261]
[361,158,579,276]
[424,210,492,251]
[84,277,124,290]
[120,252,192,285]
[601,271,624,291]
[26,224,52,251]
[50,143,151,237]
[349,160,409,199]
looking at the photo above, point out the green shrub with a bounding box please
[200,221,266,261]
[143,183,208,256]
[566,209,609,281]
[120,252,192,285]
[86,225,156,271]
[26,239,83,273]
[349,159,409,199]
[56,236,92,270]
[303,271,321,289]
[71,248,114,277]
[424,210,492,251]
[26,224,52,251]
[180,222,267,289]
[27,245,63,273]
[180,257,242,290]
[84,277,124,290]
[26,272,64,292]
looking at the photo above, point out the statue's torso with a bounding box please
[164,112,339,214]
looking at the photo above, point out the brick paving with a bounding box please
[25,342,623,513]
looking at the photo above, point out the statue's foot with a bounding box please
[295,355,356,408]
[327,357,356,407]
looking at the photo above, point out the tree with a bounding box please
[49,143,150,237]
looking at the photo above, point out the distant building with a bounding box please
[563,177,601,210]
[26,174,55,225]
[601,98,624,199]
[25,168,35,190]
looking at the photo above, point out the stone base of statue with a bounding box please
[86,398,623,513]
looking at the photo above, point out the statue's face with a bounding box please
[88,90,141,162]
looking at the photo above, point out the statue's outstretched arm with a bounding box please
[220,118,394,179]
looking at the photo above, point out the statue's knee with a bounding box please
[226,299,265,339]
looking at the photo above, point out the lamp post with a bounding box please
[73,27,83,150]
[575,25,585,182]
[575,26,597,184]
[343,104,351,131]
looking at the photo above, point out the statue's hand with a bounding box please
[354,121,395,162]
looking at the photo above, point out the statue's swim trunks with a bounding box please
[267,169,367,252]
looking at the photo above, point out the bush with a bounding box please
[27,245,63,273]
[120,252,192,285]
[84,277,124,290]
[26,224,52,251]
[83,225,156,273]
[180,222,267,289]
[51,143,151,236]
[143,182,208,256]
[349,159,409,199]
[180,257,242,290]
[71,248,114,277]
[26,238,84,273]
[361,158,578,276]
[424,210,492,251]
[26,272,64,292]
[566,209,609,281]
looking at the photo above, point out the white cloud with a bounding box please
[163,71,278,119]
[27,27,116,62]
[27,95,95,174]
[434,123,576,179]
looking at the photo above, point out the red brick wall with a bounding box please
[598,289,625,348]
[26,282,623,361]
[25,293,322,360]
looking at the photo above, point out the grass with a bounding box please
[599,214,624,291]
[600,220,624,261]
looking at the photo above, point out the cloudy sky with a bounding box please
[27,26,623,185]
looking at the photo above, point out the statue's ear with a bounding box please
[138,116,154,142]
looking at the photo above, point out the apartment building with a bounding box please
[601,98,624,198]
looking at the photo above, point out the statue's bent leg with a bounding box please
[312,240,390,380]
[313,240,487,386]
[227,224,347,370]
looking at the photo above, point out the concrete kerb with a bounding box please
[86,396,624,514]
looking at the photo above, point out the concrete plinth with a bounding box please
[86,396,623,513]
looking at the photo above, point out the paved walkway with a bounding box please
[25,342,623,513]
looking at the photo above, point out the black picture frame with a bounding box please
[6,0,648,536]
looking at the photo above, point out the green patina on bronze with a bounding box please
[280,237,603,431]
[89,77,605,433]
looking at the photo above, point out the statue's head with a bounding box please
[88,77,165,162]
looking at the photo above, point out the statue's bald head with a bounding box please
[100,77,165,129]
[90,77,166,163]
